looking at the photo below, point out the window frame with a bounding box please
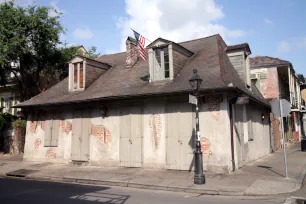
[69,59,86,92]
[153,46,171,80]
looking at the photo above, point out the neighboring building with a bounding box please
[16,34,271,173]
[299,75,306,136]
[250,56,303,150]
[0,67,20,115]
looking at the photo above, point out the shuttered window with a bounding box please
[247,107,254,141]
[44,113,60,147]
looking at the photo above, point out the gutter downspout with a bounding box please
[229,97,236,172]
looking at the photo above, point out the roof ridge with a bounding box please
[178,34,219,45]
[98,51,126,58]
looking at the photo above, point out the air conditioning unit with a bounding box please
[250,73,260,80]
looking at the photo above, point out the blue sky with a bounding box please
[8,0,306,75]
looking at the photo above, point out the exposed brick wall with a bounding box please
[34,138,41,149]
[91,124,112,145]
[252,68,279,99]
[65,121,72,134]
[206,94,222,120]
[45,148,56,158]
[60,120,65,133]
[266,68,279,99]
[172,49,189,77]
[149,114,162,149]
[271,115,281,151]
[29,121,38,133]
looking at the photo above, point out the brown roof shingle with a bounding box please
[250,56,291,68]
[16,34,269,108]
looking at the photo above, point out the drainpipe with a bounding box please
[229,97,236,172]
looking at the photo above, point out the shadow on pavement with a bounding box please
[0,178,130,204]
[257,165,285,177]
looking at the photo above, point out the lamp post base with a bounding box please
[194,174,205,184]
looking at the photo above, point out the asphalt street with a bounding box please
[0,178,288,204]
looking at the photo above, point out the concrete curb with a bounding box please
[19,174,243,196]
[2,164,305,197]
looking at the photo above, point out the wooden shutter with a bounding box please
[50,113,60,147]
[44,114,52,147]
[247,107,253,141]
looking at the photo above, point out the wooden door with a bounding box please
[120,108,131,167]
[130,106,143,167]
[80,111,90,161]
[120,105,143,167]
[166,103,180,170]
[234,105,244,168]
[71,110,90,162]
[166,102,193,170]
[180,104,194,170]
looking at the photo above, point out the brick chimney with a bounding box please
[126,37,138,68]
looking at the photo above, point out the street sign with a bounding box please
[280,99,291,117]
[189,94,197,105]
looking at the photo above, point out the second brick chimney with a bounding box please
[126,37,138,68]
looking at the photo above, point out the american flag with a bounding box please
[133,30,148,60]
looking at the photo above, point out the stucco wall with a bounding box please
[199,94,231,173]
[23,112,72,163]
[233,103,271,168]
[23,94,234,173]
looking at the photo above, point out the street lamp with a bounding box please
[189,69,205,185]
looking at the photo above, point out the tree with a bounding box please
[0,1,77,101]
[84,46,100,58]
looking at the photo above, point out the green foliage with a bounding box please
[84,46,100,58]
[0,1,100,101]
[12,119,26,129]
[0,1,75,100]
[0,113,17,129]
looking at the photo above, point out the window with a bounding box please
[44,113,60,147]
[164,48,169,78]
[153,47,170,80]
[71,61,85,91]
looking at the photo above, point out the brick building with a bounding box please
[250,56,303,150]
[16,34,271,173]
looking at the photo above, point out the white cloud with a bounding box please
[277,41,292,53]
[116,0,245,51]
[264,18,273,25]
[49,1,65,17]
[73,28,93,40]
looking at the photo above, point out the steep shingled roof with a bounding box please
[250,56,291,68]
[16,34,269,108]
[227,43,251,54]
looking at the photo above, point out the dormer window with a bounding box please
[147,38,194,83]
[154,47,170,80]
[71,61,85,91]
[68,56,111,92]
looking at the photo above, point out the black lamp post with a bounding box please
[189,69,205,185]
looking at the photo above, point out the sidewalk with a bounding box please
[0,143,305,196]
